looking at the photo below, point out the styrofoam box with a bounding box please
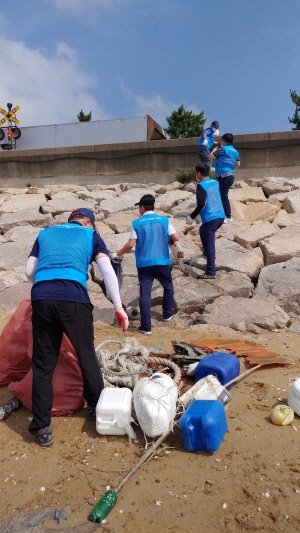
[288,377,300,416]
[96,387,133,436]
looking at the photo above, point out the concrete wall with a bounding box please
[0,130,300,188]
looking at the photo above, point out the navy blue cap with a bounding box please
[69,208,95,222]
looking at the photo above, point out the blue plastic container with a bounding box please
[195,351,240,388]
[179,399,228,452]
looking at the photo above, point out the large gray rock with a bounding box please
[192,238,264,279]
[201,295,290,333]
[273,209,300,228]
[4,226,40,256]
[172,275,220,313]
[253,258,300,315]
[99,188,155,216]
[262,182,293,196]
[199,271,254,298]
[0,269,27,291]
[0,242,28,270]
[77,189,117,202]
[0,193,46,213]
[0,283,31,311]
[41,198,96,216]
[288,317,300,334]
[0,210,53,233]
[282,195,300,214]
[229,186,266,203]
[154,190,193,212]
[242,202,280,223]
[102,232,133,252]
[234,221,278,250]
[104,211,137,234]
[260,234,300,266]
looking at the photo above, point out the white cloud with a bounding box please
[121,84,205,129]
[0,35,109,127]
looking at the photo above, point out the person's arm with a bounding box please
[235,160,240,170]
[169,232,179,244]
[117,239,136,257]
[95,253,128,331]
[186,185,206,223]
[25,239,39,283]
[209,145,224,161]
[25,256,38,283]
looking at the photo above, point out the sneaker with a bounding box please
[137,327,152,335]
[223,217,232,224]
[86,405,96,421]
[164,310,179,322]
[36,423,53,448]
[199,273,216,279]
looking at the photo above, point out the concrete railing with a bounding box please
[0,130,300,188]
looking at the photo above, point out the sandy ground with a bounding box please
[1,313,300,533]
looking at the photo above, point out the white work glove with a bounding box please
[109,251,119,260]
[186,216,194,225]
[115,308,129,332]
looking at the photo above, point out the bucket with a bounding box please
[96,387,133,436]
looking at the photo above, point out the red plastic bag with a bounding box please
[9,335,85,416]
[0,299,32,386]
[1,299,85,415]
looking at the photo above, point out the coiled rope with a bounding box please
[95,338,181,387]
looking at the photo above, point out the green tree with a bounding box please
[77,109,92,122]
[288,90,300,130]
[164,105,206,139]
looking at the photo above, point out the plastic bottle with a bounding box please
[88,489,118,523]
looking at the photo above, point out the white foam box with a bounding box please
[96,387,133,436]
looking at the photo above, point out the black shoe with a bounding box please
[137,327,152,335]
[86,405,96,421]
[164,310,179,322]
[36,423,53,448]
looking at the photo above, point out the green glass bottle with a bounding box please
[88,489,118,523]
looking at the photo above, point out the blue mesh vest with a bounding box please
[34,223,94,288]
[132,213,170,268]
[199,179,225,223]
[215,145,239,175]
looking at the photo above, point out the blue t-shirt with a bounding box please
[197,127,215,151]
[29,222,109,303]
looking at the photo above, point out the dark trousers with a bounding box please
[29,300,104,434]
[200,218,224,276]
[196,145,213,168]
[138,265,174,332]
[216,175,234,218]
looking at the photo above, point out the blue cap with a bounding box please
[69,208,95,222]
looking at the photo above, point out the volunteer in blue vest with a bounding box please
[25,208,128,447]
[196,120,220,168]
[115,194,179,335]
[209,132,240,223]
[186,163,225,279]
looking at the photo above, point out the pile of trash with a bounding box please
[0,299,297,455]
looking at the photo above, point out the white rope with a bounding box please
[95,337,181,388]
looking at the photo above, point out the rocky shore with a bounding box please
[0,175,299,336]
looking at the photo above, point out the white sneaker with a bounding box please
[223,217,232,224]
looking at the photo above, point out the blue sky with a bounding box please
[1,0,300,135]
